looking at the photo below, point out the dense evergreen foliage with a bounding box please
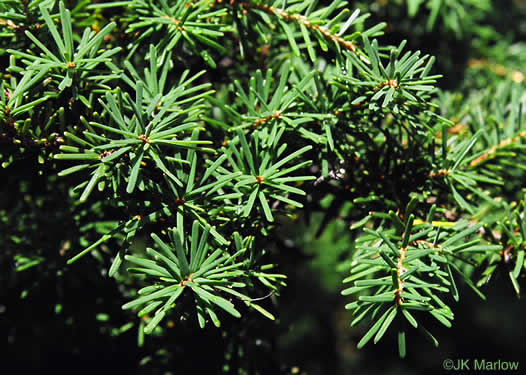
[3,0,526,373]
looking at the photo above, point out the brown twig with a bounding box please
[469,130,526,167]
[394,246,407,305]
[215,0,357,53]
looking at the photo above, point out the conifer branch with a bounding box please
[3,0,526,368]
[216,0,357,52]
[469,130,526,167]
